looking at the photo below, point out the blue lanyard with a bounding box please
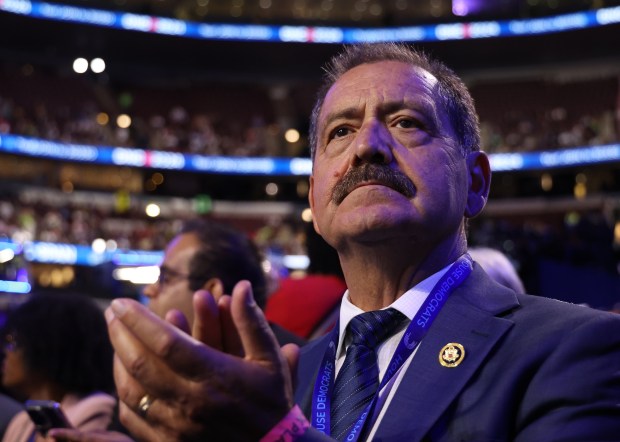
[310,254,473,441]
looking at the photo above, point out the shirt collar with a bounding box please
[336,261,455,354]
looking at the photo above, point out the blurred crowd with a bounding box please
[0,190,307,257]
[0,66,309,158]
[0,194,178,252]
[0,66,618,158]
[472,78,620,154]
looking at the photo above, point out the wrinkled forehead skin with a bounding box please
[316,61,457,158]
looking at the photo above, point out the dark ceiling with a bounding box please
[1,8,619,90]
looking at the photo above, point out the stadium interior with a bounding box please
[0,0,619,310]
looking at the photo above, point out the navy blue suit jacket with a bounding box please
[293,264,620,441]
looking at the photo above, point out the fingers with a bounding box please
[164,309,190,335]
[108,293,231,442]
[191,290,221,348]
[107,299,219,380]
[107,305,182,399]
[117,385,222,442]
[108,296,243,421]
[218,295,243,355]
[113,372,177,442]
[109,285,295,442]
[112,347,196,441]
[161,290,221,349]
[117,401,166,442]
[113,353,151,419]
[230,281,281,364]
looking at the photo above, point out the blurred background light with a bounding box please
[72,57,88,73]
[90,57,106,73]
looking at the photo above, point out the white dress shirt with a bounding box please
[334,262,453,441]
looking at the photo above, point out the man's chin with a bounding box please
[334,205,417,236]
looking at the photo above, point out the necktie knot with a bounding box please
[331,307,407,441]
[347,307,406,349]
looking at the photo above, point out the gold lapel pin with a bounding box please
[439,343,465,367]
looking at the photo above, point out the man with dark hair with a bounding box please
[143,218,303,345]
[100,43,620,442]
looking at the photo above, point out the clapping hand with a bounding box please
[107,281,300,441]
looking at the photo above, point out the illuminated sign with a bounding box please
[2,134,618,174]
[3,239,162,267]
[113,251,164,266]
[1,1,618,43]
[0,280,32,294]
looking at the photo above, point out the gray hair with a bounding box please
[309,43,480,161]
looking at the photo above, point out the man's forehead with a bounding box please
[319,61,442,122]
[338,60,436,87]
[165,233,200,260]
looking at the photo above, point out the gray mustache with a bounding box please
[331,164,416,204]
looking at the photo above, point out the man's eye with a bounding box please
[330,127,351,139]
[396,118,420,129]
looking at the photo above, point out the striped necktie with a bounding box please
[330,308,406,441]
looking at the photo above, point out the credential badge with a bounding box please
[439,343,465,368]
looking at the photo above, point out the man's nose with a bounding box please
[353,120,393,165]
[143,281,158,299]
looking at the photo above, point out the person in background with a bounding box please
[0,319,22,439]
[468,246,525,293]
[1,292,116,442]
[0,393,22,439]
[142,218,305,346]
[98,43,620,441]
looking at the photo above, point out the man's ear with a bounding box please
[202,277,225,300]
[308,175,321,235]
[464,151,491,218]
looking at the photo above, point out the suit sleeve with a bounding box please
[516,312,620,441]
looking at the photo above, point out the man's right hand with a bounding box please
[107,281,300,442]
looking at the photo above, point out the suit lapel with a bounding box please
[375,266,519,441]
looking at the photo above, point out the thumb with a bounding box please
[230,280,282,365]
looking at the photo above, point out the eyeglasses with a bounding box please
[157,266,194,288]
[3,333,18,352]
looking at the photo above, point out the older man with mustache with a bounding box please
[92,43,620,442]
